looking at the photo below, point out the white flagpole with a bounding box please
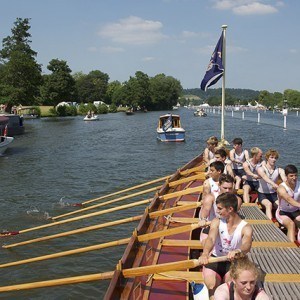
[221,25,227,144]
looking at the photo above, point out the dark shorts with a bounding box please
[233,169,246,177]
[205,259,231,279]
[257,192,277,204]
[245,180,259,191]
[279,210,300,221]
[201,226,210,234]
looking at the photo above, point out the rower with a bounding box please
[229,138,249,190]
[199,174,242,243]
[242,147,263,203]
[214,254,270,300]
[275,164,300,242]
[203,136,219,166]
[198,193,253,299]
[202,161,225,199]
[257,149,286,219]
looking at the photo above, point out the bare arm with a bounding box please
[214,283,230,300]
[243,161,259,179]
[279,168,287,183]
[277,185,300,208]
[204,148,210,164]
[257,167,278,189]
[229,149,235,162]
[199,193,214,219]
[226,163,235,178]
[198,218,220,264]
[244,149,250,161]
[202,179,211,198]
[240,224,253,254]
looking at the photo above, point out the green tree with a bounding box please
[40,59,76,106]
[0,18,42,107]
[149,74,182,110]
[105,80,122,105]
[284,89,300,108]
[75,70,109,103]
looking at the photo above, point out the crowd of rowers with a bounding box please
[195,136,299,299]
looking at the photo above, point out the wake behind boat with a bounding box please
[157,113,185,142]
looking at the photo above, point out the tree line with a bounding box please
[1,18,299,113]
[0,18,182,112]
[182,88,300,109]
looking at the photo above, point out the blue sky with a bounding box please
[0,0,299,93]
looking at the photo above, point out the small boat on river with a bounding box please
[194,109,207,117]
[157,114,185,142]
[83,114,99,121]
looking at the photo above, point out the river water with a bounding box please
[0,108,299,299]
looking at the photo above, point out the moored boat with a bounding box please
[157,114,185,142]
[0,136,14,155]
[0,114,25,136]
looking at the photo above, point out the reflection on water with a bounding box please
[0,109,299,299]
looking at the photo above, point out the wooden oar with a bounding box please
[53,173,204,220]
[53,187,160,220]
[0,256,226,292]
[168,173,206,188]
[179,164,206,176]
[3,201,202,249]
[1,216,143,249]
[159,185,203,201]
[3,199,151,239]
[81,175,170,205]
[1,220,209,266]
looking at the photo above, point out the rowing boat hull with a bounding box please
[105,154,205,299]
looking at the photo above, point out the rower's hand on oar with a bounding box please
[198,219,208,227]
[198,253,209,265]
[227,249,242,261]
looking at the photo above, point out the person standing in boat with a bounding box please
[198,193,253,299]
[229,138,249,190]
[257,149,286,219]
[214,254,270,300]
[204,136,219,166]
[275,164,300,242]
[242,147,263,203]
[202,161,225,199]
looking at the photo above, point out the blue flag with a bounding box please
[200,32,224,91]
[163,115,172,131]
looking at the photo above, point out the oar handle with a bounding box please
[122,256,228,277]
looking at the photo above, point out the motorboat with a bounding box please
[157,114,185,142]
